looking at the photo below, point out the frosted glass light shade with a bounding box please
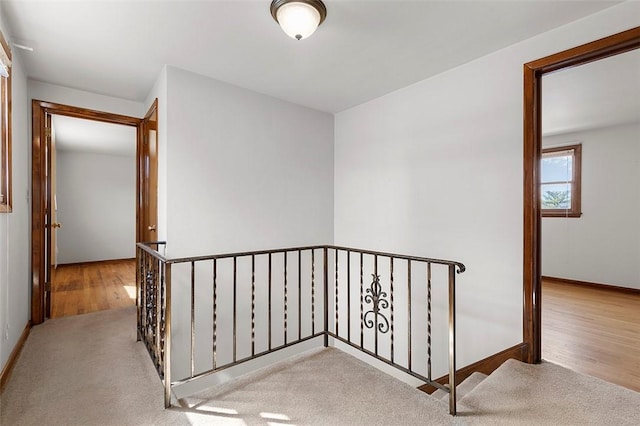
[271,0,327,41]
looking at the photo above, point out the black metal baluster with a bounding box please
[233,257,237,363]
[213,259,217,370]
[427,262,432,381]
[360,252,364,348]
[390,257,394,363]
[298,250,302,341]
[268,253,272,351]
[311,249,315,335]
[335,248,339,336]
[190,261,195,378]
[284,253,288,345]
[347,250,351,342]
[407,259,412,371]
[374,255,378,356]
[251,255,256,356]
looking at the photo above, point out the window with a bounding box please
[0,29,11,213]
[541,144,582,218]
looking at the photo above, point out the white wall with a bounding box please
[164,66,334,257]
[154,66,334,384]
[55,150,136,264]
[0,16,30,372]
[542,122,640,289]
[29,81,144,118]
[334,1,640,370]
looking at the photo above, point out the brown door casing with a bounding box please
[31,100,157,324]
[138,99,158,243]
[522,27,640,363]
[44,112,52,318]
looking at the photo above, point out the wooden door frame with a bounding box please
[522,27,640,363]
[31,100,143,325]
[137,99,158,243]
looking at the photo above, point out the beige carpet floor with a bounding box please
[0,307,187,425]
[1,306,639,425]
[457,358,640,426]
[180,347,451,425]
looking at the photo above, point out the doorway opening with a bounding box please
[522,27,640,366]
[48,115,137,318]
[31,100,158,324]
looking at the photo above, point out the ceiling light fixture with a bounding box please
[270,0,327,41]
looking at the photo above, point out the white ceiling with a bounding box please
[1,0,622,114]
[52,115,136,157]
[542,49,640,136]
[4,1,635,154]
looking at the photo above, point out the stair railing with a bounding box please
[136,242,465,415]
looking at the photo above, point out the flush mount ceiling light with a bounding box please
[270,0,327,41]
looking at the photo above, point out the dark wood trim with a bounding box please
[0,30,11,61]
[45,113,52,318]
[33,101,141,126]
[542,212,582,218]
[526,27,640,75]
[0,321,31,392]
[523,26,640,364]
[523,59,541,364]
[31,101,45,324]
[31,100,142,325]
[137,99,158,243]
[0,28,12,213]
[543,275,640,296]
[56,258,136,268]
[417,343,528,394]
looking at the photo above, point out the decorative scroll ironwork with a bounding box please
[138,252,166,379]
[144,269,157,350]
[364,274,390,333]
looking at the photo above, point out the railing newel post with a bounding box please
[164,262,172,408]
[323,246,329,347]
[448,263,457,416]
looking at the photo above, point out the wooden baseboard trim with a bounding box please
[57,258,136,268]
[542,276,640,296]
[0,321,31,392]
[417,342,528,394]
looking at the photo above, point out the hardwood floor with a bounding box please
[50,259,136,318]
[542,278,640,392]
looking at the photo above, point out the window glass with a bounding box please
[541,144,582,218]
